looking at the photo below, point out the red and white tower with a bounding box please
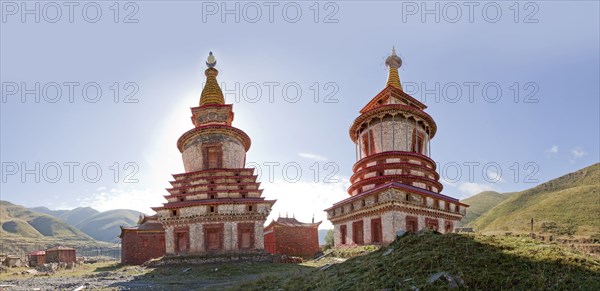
[326,48,467,246]
[153,53,275,255]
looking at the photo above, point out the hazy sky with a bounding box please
[1,1,599,229]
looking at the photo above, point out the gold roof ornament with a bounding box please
[385,46,403,90]
[200,51,225,106]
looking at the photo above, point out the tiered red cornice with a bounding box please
[154,166,273,211]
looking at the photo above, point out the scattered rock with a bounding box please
[428,271,445,284]
[37,263,58,273]
[319,264,332,271]
[312,251,324,259]
[427,271,465,289]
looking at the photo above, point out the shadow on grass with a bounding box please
[93,263,121,273]
[107,261,315,290]
[234,233,600,290]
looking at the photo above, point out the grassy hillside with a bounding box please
[0,200,93,241]
[239,233,600,290]
[470,163,600,235]
[76,209,141,242]
[460,191,510,226]
[1,219,41,238]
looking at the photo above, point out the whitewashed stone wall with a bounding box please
[180,206,208,216]
[346,221,354,245]
[189,223,204,252]
[363,217,372,244]
[254,221,264,249]
[182,137,246,172]
[381,211,405,243]
[425,197,434,207]
[333,224,341,246]
[223,221,237,251]
[418,216,426,230]
[438,218,445,233]
[257,203,272,213]
[165,226,175,254]
[358,117,430,158]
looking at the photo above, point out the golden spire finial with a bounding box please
[385,46,403,90]
[200,51,225,106]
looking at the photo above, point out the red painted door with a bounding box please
[207,229,221,250]
[240,230,252,249]
[176,232,188,253]
[406,217,418,233]
[352,221,364,245]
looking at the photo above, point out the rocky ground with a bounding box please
[0,260,322,290]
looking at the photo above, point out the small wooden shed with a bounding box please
[45,246,76,264]
[27,250,46,267]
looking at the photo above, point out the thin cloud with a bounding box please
[545,145,559,156]
[569,146,587,163]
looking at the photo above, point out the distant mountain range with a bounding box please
[31,206,142,243]
[464,163,599,235]
[1,201,94,241]
[1,201,142,243]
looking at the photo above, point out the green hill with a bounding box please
[460,191,510,226]
[240,233,600,290]
[0,200,93,241]
[75,209,141,242]
[469,163,600,235]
